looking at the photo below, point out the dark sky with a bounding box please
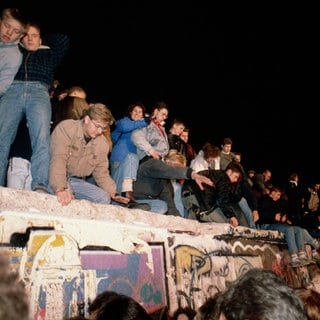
[1,2,317,185]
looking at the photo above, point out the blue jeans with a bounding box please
[172,181,187,217]
[110,153,139,194]
[68,176,111,204]
[238,197,256,228]
[0,81,51,191]
[260,223,305,255]
[136,199,168,214]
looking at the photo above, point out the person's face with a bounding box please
[270,190,281,201]
[153,108,168,123]
[222,144,232,153]
[264,171,272,181]
[172,123,185,136]
[226,170,240,183]
[0,17,25,43]
[21,26,41,51]
[84,115,108,139]
[180,131,188,143]
[130,106,144,121]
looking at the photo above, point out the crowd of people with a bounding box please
[2,250,320,320]
[2,6,320,320]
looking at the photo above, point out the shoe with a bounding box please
[121,191,136,202]
[290,257,310,268]
[34,187,49,194]
[127,202,151,211]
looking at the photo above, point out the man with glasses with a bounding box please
[49,103,146,209]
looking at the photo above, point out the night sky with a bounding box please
[1,2,316,185]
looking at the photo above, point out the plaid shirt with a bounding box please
[14,33,70,87]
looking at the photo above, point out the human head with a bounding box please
[221,137,233,154]
[212,268,307,320]
[0,8,27,43]
[0,255,30,320]
[83,103,115,139]
[180,129,189,143]
[57,86,87,101]
[21,22,42,51]
[295,288,320,320]
[88,291,152,320]
[269,186,282,201]
[225,161,243,184]
[307,264,320,294]
[151,101,168,125]
[289,172,299,182]
[247,170,255,178]
[164,149,187,167]
[202,143,220,165]
[127,102,146,121]
[263,169,272,182]
[169,119,186,136]
[172,307,196,320]
[233,152,241,163]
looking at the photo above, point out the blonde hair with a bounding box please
[164,149,187,167]
[84,103,115,125]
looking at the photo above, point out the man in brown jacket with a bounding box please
[50,103,130,207]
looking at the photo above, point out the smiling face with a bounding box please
[130,105,144,121]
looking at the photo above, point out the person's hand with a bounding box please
[191,171,214,190]
[275,212,281,222]
[252,210,259,223]
[229,216,239,227]
[150,150,162,160]
[56,189,74,206]
[111,194,130,205]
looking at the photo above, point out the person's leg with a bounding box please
[261,223,309,267]
[299,227,320,263]
[0,83,24,186]
[136,199,167,214]
[111,153,140,198]
[69,177,111,204]
[232,203,249,228]
[238,197,256,228]
[6,157,31,190]
[27,83,51,192]
[110,161,122,194]
[172,181,185,217]
[199,207,229,223]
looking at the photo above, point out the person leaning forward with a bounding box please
[49,103,131,207]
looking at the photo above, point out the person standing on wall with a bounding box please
[0,20,70,193]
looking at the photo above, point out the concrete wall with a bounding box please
[0,187,310,320]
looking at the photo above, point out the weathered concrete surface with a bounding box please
[0,187,307,320]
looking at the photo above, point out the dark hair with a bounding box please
[172,306,196,320]
[212,268,307,320]
[88,291,152,320]
[127,102,146,118]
